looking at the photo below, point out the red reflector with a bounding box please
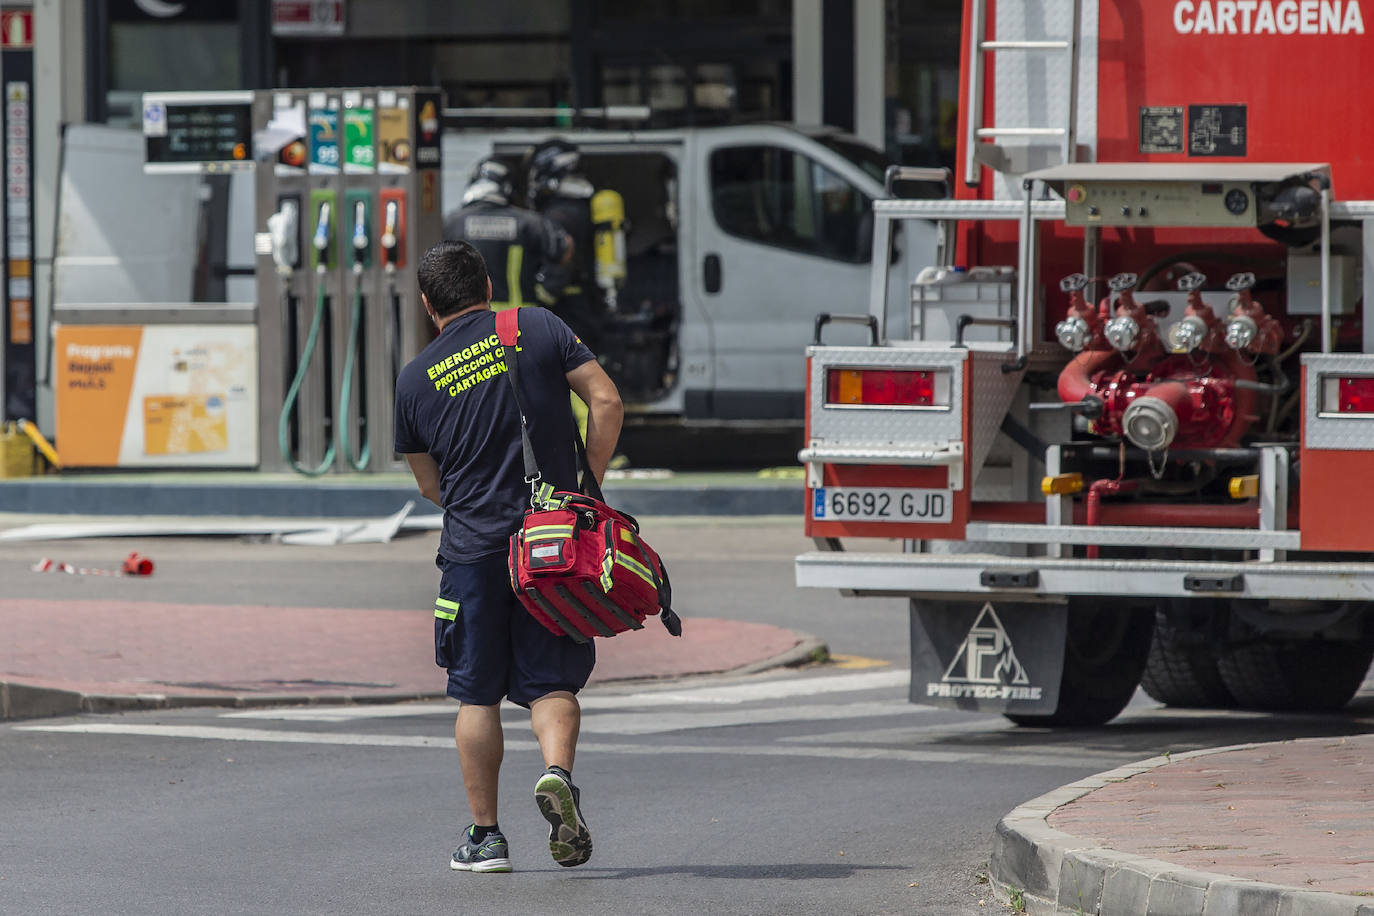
[1339,377,1374,413]
[826,368,935,406]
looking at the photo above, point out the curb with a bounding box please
[0,635,830,722]
[988,744,1374,916]
[0,479,804,519]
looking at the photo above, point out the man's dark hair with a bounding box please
[418,240,491,317]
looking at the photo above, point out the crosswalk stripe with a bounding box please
[12,721,1123,768]
[577,701,931,735]
[220,669,913,722]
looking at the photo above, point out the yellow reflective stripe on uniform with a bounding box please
[507,244,524,309]
[435,597,459,621]
[491,300,514,311]
[614,550,657,588]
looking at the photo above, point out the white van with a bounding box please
[443,124,940,425]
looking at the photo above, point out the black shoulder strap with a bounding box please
[496,308,603,499]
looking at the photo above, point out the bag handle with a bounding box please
[496,308,604,504]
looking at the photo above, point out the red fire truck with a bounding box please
[796,0,1374,725]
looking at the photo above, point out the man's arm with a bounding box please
[541,216,574,266]
[404,452,442,507]
[566,360,623,485]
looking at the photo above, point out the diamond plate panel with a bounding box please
[991,0,1098,201]
[808,346,966,446]
[969,350,1024,481]
[1303,353,1374,450]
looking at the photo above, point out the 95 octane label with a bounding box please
[812,487,953,523]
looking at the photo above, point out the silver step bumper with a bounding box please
[795,551,1374,602]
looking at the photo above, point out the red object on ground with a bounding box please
[31,551,155,577]
[121,552,154,576]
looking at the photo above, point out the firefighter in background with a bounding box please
[442,157,571,311]
[524,139,606,352]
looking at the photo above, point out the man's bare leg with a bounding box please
[529,690,580,771]
[530,690,592,867]
[455,703,503,825]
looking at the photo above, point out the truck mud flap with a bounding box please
[909,599,1067,716]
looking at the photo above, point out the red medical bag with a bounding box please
[496,309,681,642]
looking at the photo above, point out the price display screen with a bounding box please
[143,92,255,173]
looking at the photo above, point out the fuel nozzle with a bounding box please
[351,199,369,275]
[313,200,333,273]
[381,200,399,274]
[267,199,300,278]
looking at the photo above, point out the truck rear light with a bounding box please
[1322,376,1374,414]
[825,368,946,407]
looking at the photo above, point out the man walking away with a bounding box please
[394,240,624,873]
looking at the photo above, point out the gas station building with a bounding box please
[4,0,962,468]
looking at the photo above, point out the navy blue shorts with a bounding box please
[433,552,596,707]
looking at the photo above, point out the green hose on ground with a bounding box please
[278,281,337,477]
[337,279,371,471]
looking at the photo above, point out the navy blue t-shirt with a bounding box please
[393,306,594,561]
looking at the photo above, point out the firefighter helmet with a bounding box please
[462,157,515,207]
[525,138,582,206]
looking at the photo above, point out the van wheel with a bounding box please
[1216,635,1374,711]
[1139,602,1236,709]
[1004,599,1155,728]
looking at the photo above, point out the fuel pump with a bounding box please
[278,193,338,476]
[266,197,302,459]
[337,191,372,471]
[254,86,442,475]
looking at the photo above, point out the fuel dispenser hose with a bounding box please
[336,280,371,471]
[278,283,337,477]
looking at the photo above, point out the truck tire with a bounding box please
[1216,636,1374,711]
[1004,600,1155,728]
[1139,603,1235,709]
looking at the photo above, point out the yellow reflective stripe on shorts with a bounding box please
[435,597,459,621]
[615,550,657,588]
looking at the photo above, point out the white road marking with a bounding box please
[12,721,1118,767]
[219,669,913,721]
[577,700,931,735]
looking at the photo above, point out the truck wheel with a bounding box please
[1004,600,1155,728]
[1139,603,1235,709]
[1216,635,1374,711]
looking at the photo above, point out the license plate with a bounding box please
[812,487,953,523]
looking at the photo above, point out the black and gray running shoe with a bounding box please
[534,768,592,867]
[450,826,513,873]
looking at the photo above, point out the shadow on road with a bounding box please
[567,863,908,881]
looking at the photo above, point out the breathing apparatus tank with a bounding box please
[591,189,627,311]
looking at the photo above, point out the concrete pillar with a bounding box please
[32,0,84,432]
[792,0,823,126]
[854,0,885,149]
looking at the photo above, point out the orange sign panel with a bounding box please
[54,326,144,466]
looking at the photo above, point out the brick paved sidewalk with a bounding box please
[1047,735,1374,897]
[0,598,810,718]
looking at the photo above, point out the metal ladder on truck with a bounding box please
[963,0,1084,187]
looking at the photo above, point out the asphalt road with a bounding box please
[5,519,1374,915]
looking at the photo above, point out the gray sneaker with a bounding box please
[450,826,512,873]
[534,768,592,867]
